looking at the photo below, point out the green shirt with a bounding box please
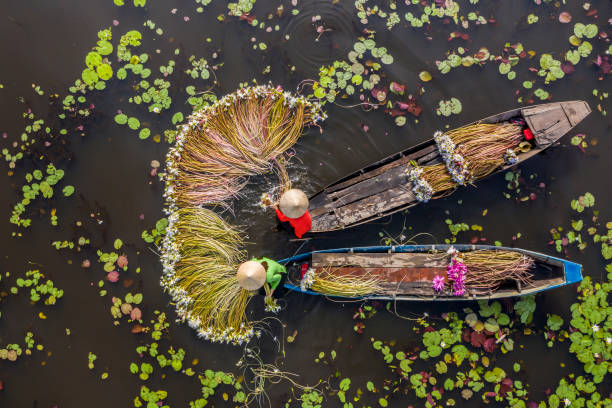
[252,257,286,291]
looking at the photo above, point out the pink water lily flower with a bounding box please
[432,275,445,292]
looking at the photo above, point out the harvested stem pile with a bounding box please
[160,207,255,344]
[409,122,525,202]
[161,86,325,345]
[448,123,524,178]
[419,164,457,194]
[165,85,325,209]
[462,250,535,292]
[311,268,383,297]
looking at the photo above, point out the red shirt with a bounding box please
[275,208,312,238]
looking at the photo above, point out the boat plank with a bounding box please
[312,252,447,268]
[311,211,340,231]
[333,186,416,227]
[562,101,590,126]
[327,164,409,204]
[323,144,437,194]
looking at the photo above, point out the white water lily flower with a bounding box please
[592,324,599,332]
[563,398,571,406]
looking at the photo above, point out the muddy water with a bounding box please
[0,0,610,406]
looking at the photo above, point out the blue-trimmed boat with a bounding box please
[280,245,582,301]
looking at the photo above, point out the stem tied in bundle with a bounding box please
[160,207,256,344]
[311,267,383,297]
[462,250,535,293]
[165,85,325,209]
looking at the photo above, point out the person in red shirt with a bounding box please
[275,188,312,238]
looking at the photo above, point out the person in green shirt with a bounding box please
[252,257,287,294]
[236,257,286,313]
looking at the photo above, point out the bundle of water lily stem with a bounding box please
[161,85,325,344]
[302,248,534,298]
[408,122,528,202]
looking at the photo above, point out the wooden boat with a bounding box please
[280,245,583,301]
[308,101,591,232]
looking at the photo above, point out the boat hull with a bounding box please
[308,101,591,232]
[280,245,582,301]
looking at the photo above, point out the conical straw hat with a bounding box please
[237,261,266,291]
[279,189,309,218]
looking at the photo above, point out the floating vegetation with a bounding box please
[568,275,611,384]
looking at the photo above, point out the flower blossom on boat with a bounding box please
[433,131,456,162]
[407,166,434,202]
[446,251,467,297]
[504,149,519,165]
[433,131,471,185]
[446,153,471,185]
[432,275,445,292]
[300,268,316,291]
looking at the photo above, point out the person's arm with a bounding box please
[275,208,289,222]
[268,273,282,291]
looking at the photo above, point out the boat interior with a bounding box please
[285,250,567,300]
[308,101,591,232]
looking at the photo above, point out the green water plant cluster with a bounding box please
[110,292,143,323]
[12,269,64,305]
[568,274,611,384]
[437,98,462,117]
[133,386,169,408]
[312,36,393,103]
[81,28,114,87]
[368,300,540,407]
[186,56,211,80]
[549,193,611,260]
[227,0,256,17]
[355,0,487,30]
[141,217,168,245]
[116,53,151,81]
[117,30,143,62]
[0,344,23,362]
[10,163,67,227]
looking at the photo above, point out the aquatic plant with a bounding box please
[568,273,611,384]
[12,269,64,305]
[443,122,524,179]
[310,268,383,297]
[141,217,168,245]
[164,85,325,209]
[160,207,255,344]
[462,250,534,293]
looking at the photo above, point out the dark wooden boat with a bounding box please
[309,101,591,232]
[280,245,583,301]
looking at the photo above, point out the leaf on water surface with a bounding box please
[139,128,151,139]
[128,117,140,130]
[114,114,128,124]
[62,185,75,197]
[97,63,113,80]
[81,68,98,85]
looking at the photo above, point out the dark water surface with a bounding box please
[0,0,610,407]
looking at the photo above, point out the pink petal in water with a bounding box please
[130,307,142,320]
[107,271,120,282]
[558,12,571,23]
[117,255,128,268]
